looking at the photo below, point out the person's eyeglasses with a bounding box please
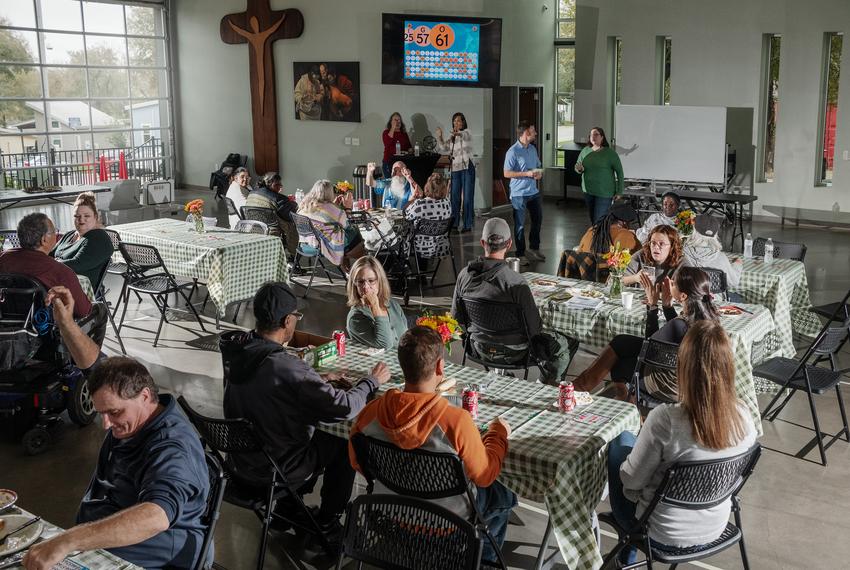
[649,241,670,249]
[355,278,378,287]
[289,311,303,321]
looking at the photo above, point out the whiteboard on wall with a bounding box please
[614,105,727,184]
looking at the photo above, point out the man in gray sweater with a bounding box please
[451,218,577,383]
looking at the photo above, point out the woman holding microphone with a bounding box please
[575,126,624,224]
[436,112,475,232]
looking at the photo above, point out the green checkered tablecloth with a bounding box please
[523,273,771,435]
[732,256,822,356]
[109,218,289,316]
[4,508,142,569]
[318,343,640,570]
[77,275,94,300]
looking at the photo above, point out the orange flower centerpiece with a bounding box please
[416,311,463,354]
[675,209,696,236]
[334,180,354,194]
[185,198,205,233]
[601,241,632,298]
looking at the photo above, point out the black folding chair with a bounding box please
[599,444,762,570]
[629,338,679,411]
[336,494,483,570]
[290,212,345,298]
[811,287,850,323]
[351,433,505,569]
[117,242,207,347]
[409,217,458,298]
[698,267,728,302]
[234,219,269,235]
[102,228,137,319]
[224,197,244,224]
[0,229,20,248]
[756,318,850,465]
[194,450,227,570]
[349,210,415,303]
[456,297,534,380]
[242,206,282,237]
[177,396,330,569]
[91,260,126,355]
[752,237,807,262]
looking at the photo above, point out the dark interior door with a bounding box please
[491,86,543,206]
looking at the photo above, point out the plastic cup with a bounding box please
[642,266,656,282]
[621,292,635,310]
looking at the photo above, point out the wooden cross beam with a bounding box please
[221,0,303,175]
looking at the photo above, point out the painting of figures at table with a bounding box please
[293,62,361,122]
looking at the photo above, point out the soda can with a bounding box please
[332,329,347,357]
[462,384,480,419]
[558,380,576,412]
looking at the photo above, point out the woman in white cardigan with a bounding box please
[435,112,475,232]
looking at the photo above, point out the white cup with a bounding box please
[642,266,656,282]
[621,291,635,310]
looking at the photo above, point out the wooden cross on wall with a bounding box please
[221,0,304,175]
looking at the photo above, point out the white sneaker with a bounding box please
[529,249,547,261]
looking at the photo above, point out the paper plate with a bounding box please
[0,514,44,557]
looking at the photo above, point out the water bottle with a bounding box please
[414,142,420,157]
[764,238,774,264]
[743,233,753,259]
[650,178,657,194]
[294,188,304,204]
[395,141,401,155]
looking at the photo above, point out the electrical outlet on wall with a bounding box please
[352,138,360,146]
[344,137,352,145]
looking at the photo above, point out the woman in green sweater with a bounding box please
[346,256,408,349]
[575,126,625,224]
[50,191,113,289]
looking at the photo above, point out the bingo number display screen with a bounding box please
[403,21,480,82]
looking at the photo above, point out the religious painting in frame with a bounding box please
[293,61,361,122]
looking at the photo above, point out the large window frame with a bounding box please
[816,31,843,186]
[757,34,781,183]
[607,36,622,140]
[554,0,576,165]
[655,36,671,105]
[0,0,173,189]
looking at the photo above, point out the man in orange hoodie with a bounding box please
[349,326,517,563]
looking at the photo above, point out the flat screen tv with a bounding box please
[382,13,502,88]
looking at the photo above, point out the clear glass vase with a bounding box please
[193,213,205,233]
[608,272,623,299]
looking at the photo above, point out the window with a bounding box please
[556,0,575,40]
[0,0,172,189]
[818,32,843,185]
[554,0,575,165]
[608,37,622,138]
[656,36,671,105]
[757,35,781,182]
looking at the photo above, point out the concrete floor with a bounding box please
[2,192,849,569]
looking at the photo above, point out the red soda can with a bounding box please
[558,380,576,412]
[332,330,347,357]
[462,384,480,419]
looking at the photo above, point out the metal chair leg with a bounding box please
[153,294,167,348]
[836,385,850,442]
[177,286,207,333]
[804,387,828,465]
[105,303,126,354]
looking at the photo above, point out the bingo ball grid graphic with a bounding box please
[403,22,480,81]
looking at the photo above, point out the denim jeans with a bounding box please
[475,480,517,563]
[510,193,542,256]
[451,162,476,230]
[608,431,639,564]
[584,193,612,225]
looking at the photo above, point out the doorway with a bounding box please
[491,85,544,206]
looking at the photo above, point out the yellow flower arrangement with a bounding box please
[675,209,696,235]
[416,311,463,353]
[334,180,354,193]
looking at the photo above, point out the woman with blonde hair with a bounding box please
[604,320,756,565]
[50,191,113,289]
[297,179,365,271]
[345,256,408,349]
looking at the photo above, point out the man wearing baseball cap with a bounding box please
[219,282,390,542]
[451,218,578,384]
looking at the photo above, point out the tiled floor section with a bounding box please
[2,192,849,569]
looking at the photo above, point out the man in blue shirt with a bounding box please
[23,287,210,570]
[503,121,545,265]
